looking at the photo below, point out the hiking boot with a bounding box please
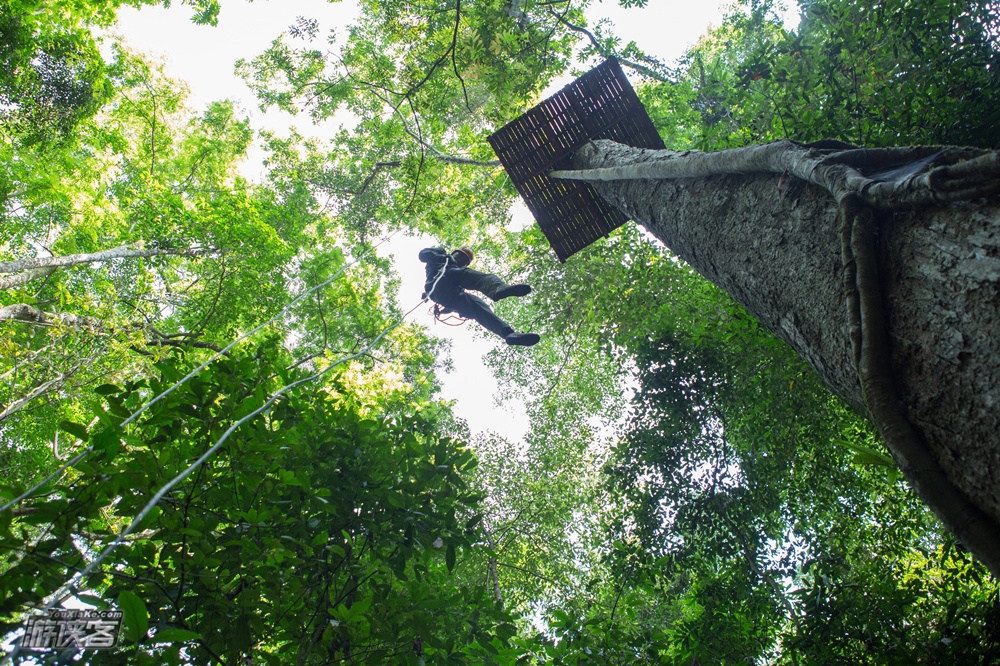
[505,332,540,347]
[494,284,531,301]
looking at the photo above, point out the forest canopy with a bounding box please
[2,0,999,664]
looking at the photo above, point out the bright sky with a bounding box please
[113,0,792,442]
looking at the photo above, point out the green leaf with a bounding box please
[852,450,895,468]
[350,595,372,617]
[446,543,456,572]
[154,627,202,643]
[118,590,149,643]
[58,420,89,442]
[74,594,107,609]
[495,622,517,643]
[91,427,122,456]
[478,638,499,655]
[94,384,122,395]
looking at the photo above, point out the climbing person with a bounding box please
[419,246,540,346]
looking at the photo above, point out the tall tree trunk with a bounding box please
[560,139,1000,574]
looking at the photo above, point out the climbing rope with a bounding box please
[421,254,469,326]
[424,254,451,301]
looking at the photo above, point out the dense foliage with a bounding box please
[1,342,512,664]
[2,0,1000,663]
[653,0,1000,149]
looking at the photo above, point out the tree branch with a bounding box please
[372,87,500,167]
[0,303,103,329]
[0,303,227,353]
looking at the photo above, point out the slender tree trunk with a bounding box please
[0,244,210,290]
[0,303,103,329]
[0,374,67,422]
[560,139,1000,574]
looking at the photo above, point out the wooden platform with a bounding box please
[488,58,665,262]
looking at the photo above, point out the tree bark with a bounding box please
[562,139,1000,575]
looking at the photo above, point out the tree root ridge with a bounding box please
[839,194,1000,577]
[560,140,999,209]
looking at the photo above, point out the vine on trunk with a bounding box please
[838,193,1000,577]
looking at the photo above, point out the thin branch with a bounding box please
[372,87,499,166]
[349,63,500,169]
[495,560,562,587]
[186,263,228,337]
[356,161,402,197]
[548,11,672,82]
[0,338,60,382]
[148,338,226,353]
[450,0,473,113]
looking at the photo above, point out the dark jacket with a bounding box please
[419,247,458,297]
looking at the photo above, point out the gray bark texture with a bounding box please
[567,139,1000,574]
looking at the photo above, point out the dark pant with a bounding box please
[430,268,513,338]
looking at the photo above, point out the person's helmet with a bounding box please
[452,247,474,267]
